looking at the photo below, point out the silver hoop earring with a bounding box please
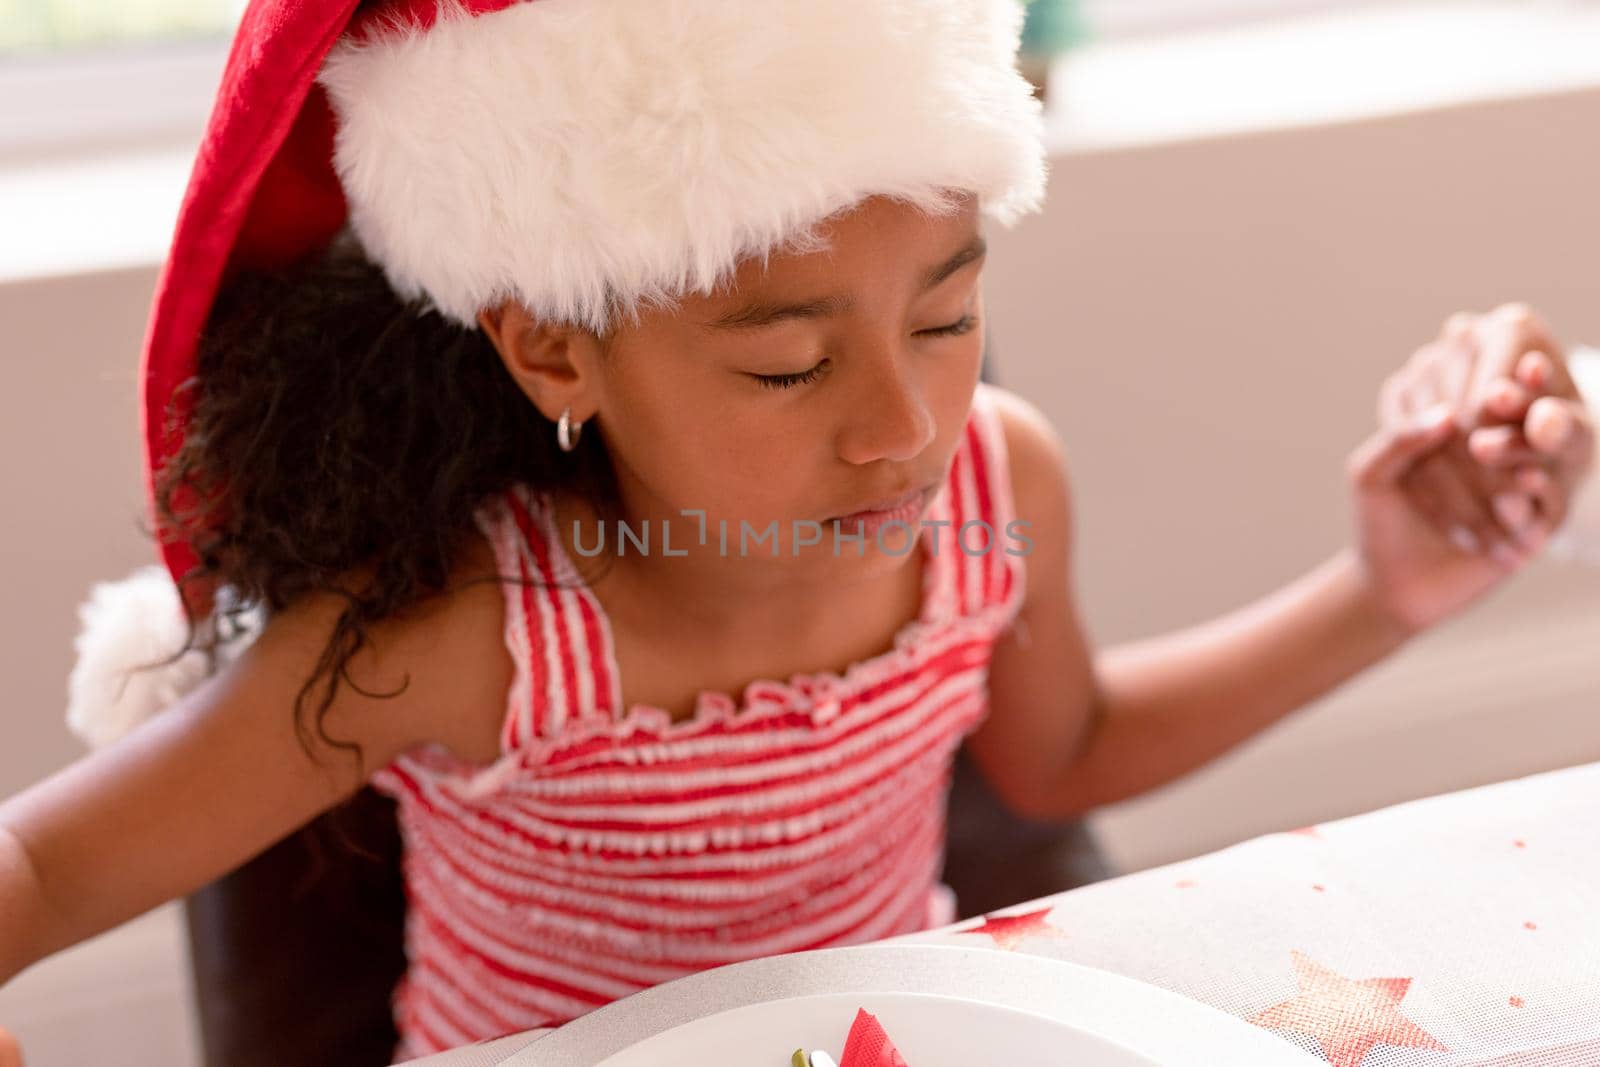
[557,407,583,452]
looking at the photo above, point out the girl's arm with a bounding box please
[0,568,508,987]
[969,388,1492,823]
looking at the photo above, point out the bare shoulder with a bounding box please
[260,529,513,773]
[981,384,1074,563]
[963,386,1098,821]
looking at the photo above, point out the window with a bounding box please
[0,0,240,56]
[1079,0,1399,39]
[0,1,245,160]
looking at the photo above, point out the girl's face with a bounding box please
[494,193,987,574]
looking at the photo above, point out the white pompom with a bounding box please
[64,565,263,750]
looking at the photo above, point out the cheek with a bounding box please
[604,384,812,521]
[931,332,985,429]
[696,407,817,521]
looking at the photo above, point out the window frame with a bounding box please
[0,39,231,161]
[0,1,1470,161]
[1079,0,1396,39]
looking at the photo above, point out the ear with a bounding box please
[477,300,602,423]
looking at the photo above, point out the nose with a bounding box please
[833,340,937,466]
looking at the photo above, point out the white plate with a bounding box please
[595,992,1148,1067]
[497,944,1322,1066]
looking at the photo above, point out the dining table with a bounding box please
[407,760,1600,1066]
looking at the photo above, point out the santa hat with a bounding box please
[66,0,1049,748]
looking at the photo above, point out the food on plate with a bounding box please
[789,1009,909,1067]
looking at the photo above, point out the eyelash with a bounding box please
[752,315,979,390]
[924,313,979,339]
[754,363,828,390]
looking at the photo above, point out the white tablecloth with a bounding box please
[409,762,1600,1066]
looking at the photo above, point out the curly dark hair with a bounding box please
[151,229,621,778]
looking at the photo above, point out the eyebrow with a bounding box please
[705,235,987,331]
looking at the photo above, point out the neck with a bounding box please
[548,488,898,642]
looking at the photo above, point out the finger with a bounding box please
[1383,330,1477,427]
[1438,435,1547,555]
[1549,397,1596,480]
[1525,396,1585,462]
[1349,406,1456,490]
[1434,332,1477,412]
[1516,350,1554,394]
[1517,346,1579,401]
[1468,424,1544,469]
[1400,460,1466,546]
[1403,455,1517,561]
[1525,395,1576,458]
[1400,465,1463,547]
[1459,433,1563,549]
[1487,303,1560,355]
[1467,319,1523,423]
[1490,488,1551,555]
[1490,490,1532,533]
[1515,464,1569,530]
[1469,306,1562,423]
[0,1026,21,1067]
[1480,376,1536,424]
[1380,342,1448,424]
[1460,449,1534,559]
[1443,311,1477,341]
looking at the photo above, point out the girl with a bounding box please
[0,0,1575,1062]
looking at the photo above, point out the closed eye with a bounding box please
[920,314,978,338]
[748,315,975,390]
[751,359,829,390]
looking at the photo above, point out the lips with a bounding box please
[829,483,936,522]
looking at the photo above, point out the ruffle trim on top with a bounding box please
[379,384,1026,807]
[392,542,1018,809]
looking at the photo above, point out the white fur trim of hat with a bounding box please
[65,566,264,750]
[317,0,1048,332]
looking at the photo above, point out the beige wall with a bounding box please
[2,267,153,795]
[980,86,1600,869]
[991,86,1600,645]
[1,82,1599,1066]
[0,268,199,1062]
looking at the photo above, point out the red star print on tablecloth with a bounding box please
[956,906,1067,951]
[1250,951,1447,1067]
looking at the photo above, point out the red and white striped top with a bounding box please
[369,383,1026,1061]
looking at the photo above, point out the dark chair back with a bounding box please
[182,786,407,1067]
